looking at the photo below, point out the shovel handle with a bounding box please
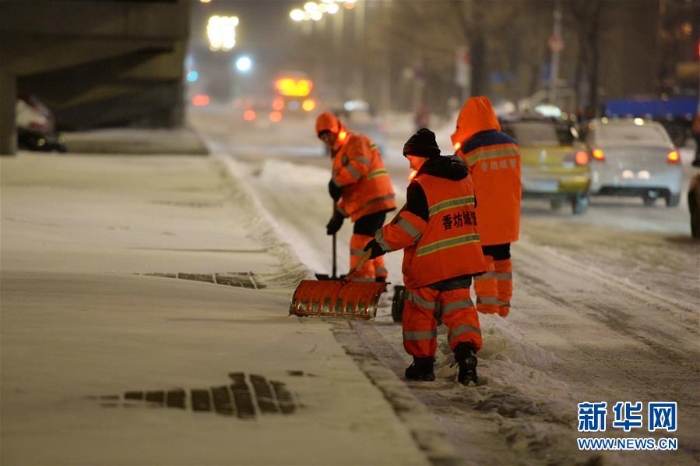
[343,249,372,283]
[332,232,337,279]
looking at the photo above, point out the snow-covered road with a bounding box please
[191,108,699,465]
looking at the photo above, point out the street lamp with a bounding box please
[290,9,305,22]
[290,1,345,22]
[235,56,252,74]
[207,15,239,51]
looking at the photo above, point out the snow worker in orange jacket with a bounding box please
[363,128,486,385]
[451,96,521,318]
[316,111,397,282]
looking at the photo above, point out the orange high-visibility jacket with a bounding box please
[332,131,397,221]
[376,170,486,289]
[451,96,521,246]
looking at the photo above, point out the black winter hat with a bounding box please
[403,128,441,158]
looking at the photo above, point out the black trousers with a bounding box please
[353,211,386,236]
[482,243,511,260]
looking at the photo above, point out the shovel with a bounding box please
[315,202,343,280]
[289,249,387,320]
[314,233,339,280]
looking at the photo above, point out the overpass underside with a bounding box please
[0,0,192,155]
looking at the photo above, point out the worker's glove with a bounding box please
[328,180,342,201]
[326,211,344,235]
[363,239,386,259]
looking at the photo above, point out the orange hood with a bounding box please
[316,111,348,150]
[450,96,501,148]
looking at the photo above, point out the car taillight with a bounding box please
[592,148,605,161]
[667,150,680,164]
[272,97,285,111]
[574,151,589,165]
[191,94,210,107]
[243,109,256,121]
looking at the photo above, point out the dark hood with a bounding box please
[418,155,468,181]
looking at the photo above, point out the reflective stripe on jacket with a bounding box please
[332,132,396,221]
[377,173,486,289]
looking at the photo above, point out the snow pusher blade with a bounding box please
[290,250,387,319]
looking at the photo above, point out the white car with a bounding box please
[579,118,683,207]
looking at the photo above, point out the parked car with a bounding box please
[499,116,591,214]
[334,100,388,156]
[17,127,66,153]
[16,94,66,152]
[578,118,682,207]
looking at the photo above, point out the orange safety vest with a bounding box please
[451,96,521,246]
[377,173,486,289]
[332,132,397,221]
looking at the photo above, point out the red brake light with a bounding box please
[592,148,605,161]
[243,109,256,121]
[272,97,285,111]
[574,151,589,165]
[667,150,680,164]
[192,94,210,107]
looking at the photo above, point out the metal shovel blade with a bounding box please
[314,273,346,281]
[289,279,387,320]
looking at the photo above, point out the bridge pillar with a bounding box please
[0,73,17,156]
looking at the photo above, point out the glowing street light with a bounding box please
[291,0,349,22]
[235,55,252,73]
[207,15,239,51]
[290,9,305,21]
[304,2,318,13]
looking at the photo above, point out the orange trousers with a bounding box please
[350,233,387,281]
[474,255,513,318]
[494,258,512,317]
[402,286,482,358]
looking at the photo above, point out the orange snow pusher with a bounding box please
[289,249,387,320]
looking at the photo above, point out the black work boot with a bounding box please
[453,342,478,385]
[405,356,435,381]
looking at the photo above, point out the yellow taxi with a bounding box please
[500,116,591,214]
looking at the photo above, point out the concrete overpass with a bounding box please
[0,0,192,155]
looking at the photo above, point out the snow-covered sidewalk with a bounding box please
[0,150,454,465]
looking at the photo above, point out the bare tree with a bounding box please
[568,0,605,116]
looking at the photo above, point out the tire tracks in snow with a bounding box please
[513,239,700,463]
[207,135,699,464]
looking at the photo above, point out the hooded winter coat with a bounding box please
[375,156,486,289]
[451,97,521,246]
[317,112,397,221]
